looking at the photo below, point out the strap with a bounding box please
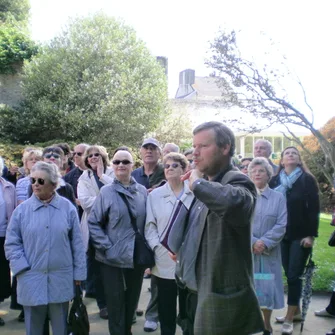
[119,192,139,234]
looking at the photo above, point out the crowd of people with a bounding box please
[0,121,331,335]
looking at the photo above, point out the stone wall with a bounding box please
[0,62,23,107]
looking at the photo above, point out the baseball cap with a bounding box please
[141,138,160,148]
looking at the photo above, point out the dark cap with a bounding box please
[141,138,160,148]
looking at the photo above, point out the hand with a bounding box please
[75,280,81,286]
[9,166,19,175]
[253,240,266,255]
[300,236,314,248]
[75,198,81,206]
[181,169,203,190]
[144,268,151,275]
[168,252,177,262]
[96,157,104,178]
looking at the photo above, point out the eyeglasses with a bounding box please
[44,152,60,159]
[112,160,132,165]
[239,165,249,170]
[73,152,83,157]
[164,163,180,169]
[30,177,45,185]
[88,153,100,158]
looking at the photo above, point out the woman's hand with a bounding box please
[168,252,177,262]
[253,240,266,255]
[300,236,314,248]
[96,157,104,178]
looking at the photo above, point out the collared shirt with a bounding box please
[132,164,165,189]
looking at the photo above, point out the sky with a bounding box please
[29,0,334,130]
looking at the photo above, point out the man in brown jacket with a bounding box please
[177,121,264,335]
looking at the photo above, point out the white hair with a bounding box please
[31,161,61,188]
[248,157,273,181]
[0,157,4,177]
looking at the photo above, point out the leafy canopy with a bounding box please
[0,13,168,147]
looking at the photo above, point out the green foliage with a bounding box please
[0,0,30,24]
[0,13,168,146]
[0,22,38,74]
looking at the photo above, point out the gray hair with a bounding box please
[248,157,273,181]
[193,121,235,157]
[183,148,194,156]
[0,156,3,177]
[31,161,61,188]
[163,143,180,153]
[254,139,273,158]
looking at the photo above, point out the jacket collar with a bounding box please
[113,177,140,198]
[31,193,61,211]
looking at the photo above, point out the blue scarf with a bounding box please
[275,167,303,197]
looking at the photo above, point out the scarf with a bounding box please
[274,167,303,197]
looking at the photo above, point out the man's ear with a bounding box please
[220,144,231,156]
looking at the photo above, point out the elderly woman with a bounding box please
[5,162,86,335]
[0,157,16,326]
[16,148,43,204]
[269,146,320,335]
[88,149,148,335]
[77,145,114,319]
[145,152,194,335]
[248,157,287,335]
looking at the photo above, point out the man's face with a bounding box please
[73,145,86,169]
[254,141,269,158]
[162,144,173,156]
[140,144,161,165]
[193,129,230,178]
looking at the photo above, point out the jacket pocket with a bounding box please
[105,230,134,265]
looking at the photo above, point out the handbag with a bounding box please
[254,255,275,309]
[119,193,155,268]
[68,285,90,335]
[328,230,335,247]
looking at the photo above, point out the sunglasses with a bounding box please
[88,153,100,158]
[164,163,180,169]
[73,152,83,157]
[44,152,61,159]
[30,177,45,185]
[112,160,132,165]
[239,165,249,170]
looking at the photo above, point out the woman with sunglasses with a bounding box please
[269,146,320,335]
[87,149,148,335]
[77,145,114,319]
[145,152,194,335]
[239,157,253,175]
[5,161,86,335]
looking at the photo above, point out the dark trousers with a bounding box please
[185,290,197,335]
[281,239,311,306]
[87,244,106,309]
[156,276,177,335]
[326,291,335,315]
[100,262,145,335]
[145,274,159,322]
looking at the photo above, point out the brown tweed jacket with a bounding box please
[193,167,264,335]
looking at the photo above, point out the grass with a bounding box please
[312,213,335,292]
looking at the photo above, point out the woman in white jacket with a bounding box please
[145,152,194,335]
[77,145,114,319]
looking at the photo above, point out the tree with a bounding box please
[148,102,193,150]
[0,13,168,147]
[0,0,30,24]
[0,0,37,74]
[206,30,335,186]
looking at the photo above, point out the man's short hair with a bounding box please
[193,121,235,157]
[163,143,180,153]
[254,139,272,158]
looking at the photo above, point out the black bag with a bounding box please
[68,286,90,335]
[328,230,335,247]
[119,193,155,268]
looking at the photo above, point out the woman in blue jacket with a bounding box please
[5,161,86,335]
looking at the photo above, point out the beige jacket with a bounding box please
[145,181,194,279]
[77,168,114,250]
